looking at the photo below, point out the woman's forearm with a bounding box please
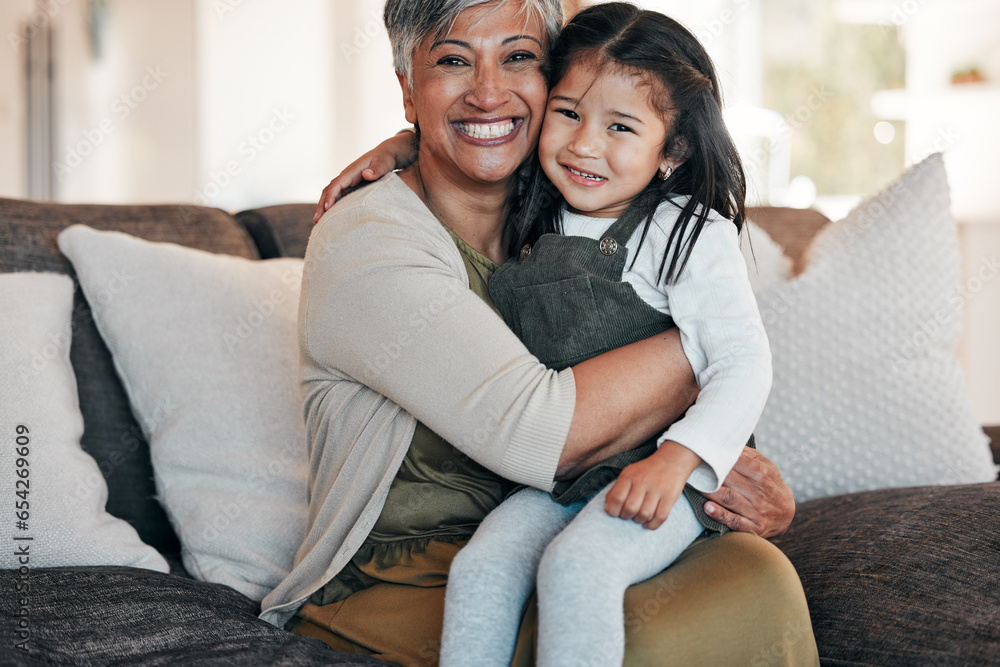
[557,328,698,479]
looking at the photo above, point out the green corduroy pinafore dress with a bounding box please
[490,209,753,534]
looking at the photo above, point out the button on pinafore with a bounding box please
[490,210,751,534]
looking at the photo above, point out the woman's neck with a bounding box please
[399,162,510,265]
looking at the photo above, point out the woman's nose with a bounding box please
[465,63,511,112]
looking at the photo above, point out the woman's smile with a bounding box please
[454,117,522,145]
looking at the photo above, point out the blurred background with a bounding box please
[1,0,998,421]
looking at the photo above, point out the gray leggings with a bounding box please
[440,484,705,667]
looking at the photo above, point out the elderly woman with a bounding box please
[261,1,818,664]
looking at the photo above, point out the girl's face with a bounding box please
[399,1,549,187]
[539,61,675,218]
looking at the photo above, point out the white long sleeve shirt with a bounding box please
[560,198,772,494]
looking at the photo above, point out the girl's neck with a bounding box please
[400,162,510,265]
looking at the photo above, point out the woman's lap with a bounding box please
[291,533,819,666]
[513,531,819,666]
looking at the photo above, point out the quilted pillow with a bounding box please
[753,154,997,501]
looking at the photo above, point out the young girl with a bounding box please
[437,4,771,666]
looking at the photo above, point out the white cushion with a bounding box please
[0,272,168,571]
[57,226,308,601]
[740,220,792,293]
[752,154,997,502]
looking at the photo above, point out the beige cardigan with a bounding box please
[260,174,576,628]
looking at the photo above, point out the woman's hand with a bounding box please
[313,130,419,222]
[702,447,795,538]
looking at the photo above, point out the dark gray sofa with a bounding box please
[0,197,997,666]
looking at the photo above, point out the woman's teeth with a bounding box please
[458,120,515,140]
[568,166,604,181]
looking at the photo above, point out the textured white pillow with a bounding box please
[740,220,793,293]
[57,226,308,601]
[754,154,997,502]
[0,272,168,572]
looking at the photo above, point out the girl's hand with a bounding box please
[313,129,418,223]
[702,446,795,538]
[605,440,702,530]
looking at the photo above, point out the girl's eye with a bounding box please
[556,109,579,121]
[610,123,634,133]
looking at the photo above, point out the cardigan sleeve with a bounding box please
[300,180,575,491]
[657,216,773,493]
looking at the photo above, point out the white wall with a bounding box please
[904,0,1000,423]
[325,0,408,179]
[192,0,339,210]
[51,0,197,204]
[0,0,34,199]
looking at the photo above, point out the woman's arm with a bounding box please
[303,189,697,491]
[558,328,697,478]
[313,130,418,222]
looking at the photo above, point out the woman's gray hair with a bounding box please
[384,0,563,86]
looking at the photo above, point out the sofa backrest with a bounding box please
[5,195,998,567]
[0,198,260,555]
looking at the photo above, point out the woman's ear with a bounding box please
[397,72,418,125]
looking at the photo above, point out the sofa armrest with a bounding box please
[986,425,1000,467]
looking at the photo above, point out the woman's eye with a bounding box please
[610,123,634,133]
[507,51,538,63]
[437,56,468,67]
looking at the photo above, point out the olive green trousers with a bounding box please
[290,531,819,666]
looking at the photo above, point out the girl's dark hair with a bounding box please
[505,2,747,284]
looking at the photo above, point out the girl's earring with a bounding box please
[658,166,673,180]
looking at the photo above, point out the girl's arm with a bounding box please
[313,130,417,222]
[604,211,778,531]
[653,216,773,495]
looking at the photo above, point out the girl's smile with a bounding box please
[538,61,675,218]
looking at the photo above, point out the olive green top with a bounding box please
[311,228,514,606]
